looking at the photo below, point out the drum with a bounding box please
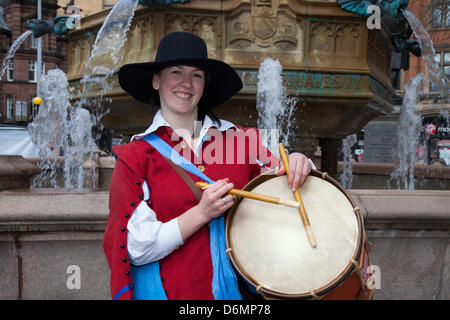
[225,170,375,300]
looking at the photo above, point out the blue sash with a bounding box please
[119,133,242,300]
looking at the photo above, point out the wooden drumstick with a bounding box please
[195,181,302,209]
[278,143,317,248]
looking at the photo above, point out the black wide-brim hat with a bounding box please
[118,32,243,108]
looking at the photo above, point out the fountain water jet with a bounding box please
[0,30,32,80]
[25,0,139,189]
[256,57,297,156]
[340,134,357,189]
[403,10,449,101]
[27,69,96,189]
[76,0,138,131]
[389,73,424,190]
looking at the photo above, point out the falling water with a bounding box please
[256,57,297,155]
[28,69,96,189]
[0,30,32,80]
[27,0,138,188]
[385,9,449,190]
[340,134,357,189]
[439,109,449,125]
[390,73,424,190]
[403,10,449,100]
[71,0,137,186]
[76,0,138,129]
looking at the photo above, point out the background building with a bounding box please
[0,0,67,125]
[0,0,117,126]
[56,0,118,16]
[354,0,450,166]
[406,0,450,165]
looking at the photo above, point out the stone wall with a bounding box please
[0,188,448,300]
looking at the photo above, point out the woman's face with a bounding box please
[152,65,206,116]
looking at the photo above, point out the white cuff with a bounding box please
[127,201,184,266]
[308,158,317,170]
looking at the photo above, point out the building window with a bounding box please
[430,51,450,91]
[28,61,45,82]
[30,36,38,49]
[6,60,13,81]
[15,101,28,122]
[432,0,450,28]
[6,96,14,120]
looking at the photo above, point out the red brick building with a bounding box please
[0,0,67,125]
[405,0,450,89]
[403,0,450,165]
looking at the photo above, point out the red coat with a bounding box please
[103,125,277,300]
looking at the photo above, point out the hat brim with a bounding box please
[118,58,243,108]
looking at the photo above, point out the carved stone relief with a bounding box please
[367,30,391,79]
[310,22,334,54]
[123,16,154,64]
[164,14,219,53]
[226,0,298,51]
[69,37,91,76]
[335,23,359,56]
[309,22,360,56]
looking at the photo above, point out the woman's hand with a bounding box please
[177,178,234,241]
[196,178,235,222]
[275,152,312,192]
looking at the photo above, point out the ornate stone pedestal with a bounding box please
[67,0,397,173]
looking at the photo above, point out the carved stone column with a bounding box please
[291,135,319,161]
[319,138,341,176]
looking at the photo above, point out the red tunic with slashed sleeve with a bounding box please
[103,125,277,300]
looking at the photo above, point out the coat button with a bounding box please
[120,243,125,249]
[130,201,135,207]
[139,194,144,200]
[130,284,134,289]
[136,181,141,185]
[121,227,126,232]
[125,271,129,276]
[122,257,127,262]
[124,213,130,218]
[198,165,205,172]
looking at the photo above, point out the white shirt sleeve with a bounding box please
[308,158,317,170]
[127,181,184,266]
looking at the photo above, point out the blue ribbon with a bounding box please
[125,133,241,300]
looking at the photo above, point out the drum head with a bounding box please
[227,173,360,297]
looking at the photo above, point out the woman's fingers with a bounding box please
[202,178,234,207]
[275,153,312,191]
[289,156,303,191]
[218,194,234,208]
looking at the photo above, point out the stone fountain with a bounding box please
[66,0,401,175]
[1,0,449,300]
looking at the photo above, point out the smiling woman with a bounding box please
[153,65,206,138]
[103,31,313,301]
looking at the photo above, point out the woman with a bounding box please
[103,32,313,300]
